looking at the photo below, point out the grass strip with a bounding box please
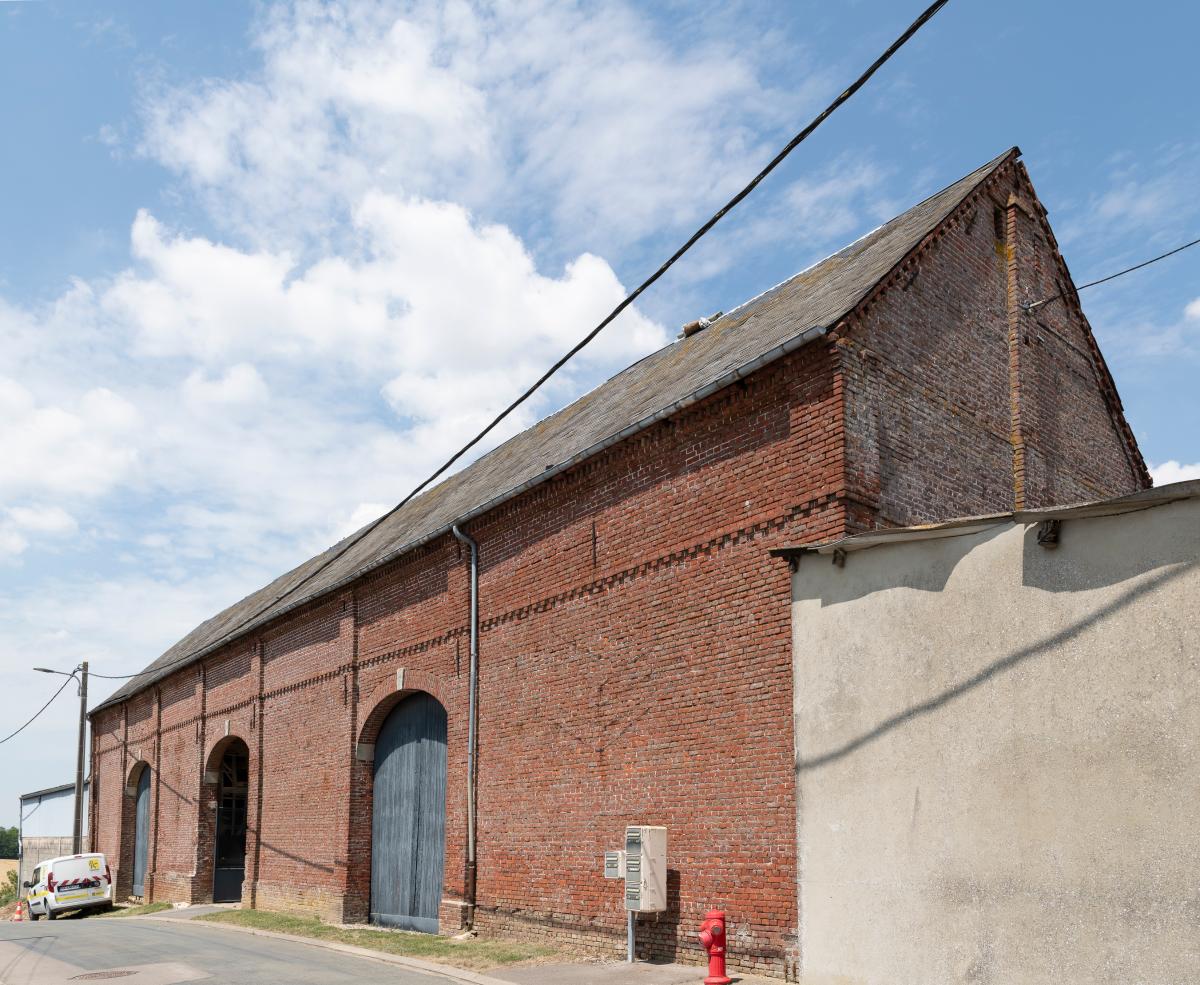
[197,909,557,970]
[102,901,174,917]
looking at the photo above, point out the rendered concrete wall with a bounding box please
[18,837,75,889]
[791,495,1200,985]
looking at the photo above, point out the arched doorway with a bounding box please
[132,766,151,897]
[121,761,152,899]
[212,738,249,903]
[371,692,448,932]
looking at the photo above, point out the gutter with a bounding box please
[92,322,831,716]
[450,525,480,929]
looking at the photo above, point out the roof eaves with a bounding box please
[769,514,1013,559]
[769,479,1200,560]
[19,781,86,801]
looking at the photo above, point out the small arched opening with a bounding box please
[200,736,250,903]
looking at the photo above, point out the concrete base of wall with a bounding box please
[19,837,74,889]
[255,881,345,923]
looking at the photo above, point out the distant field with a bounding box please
[0,859,16,879]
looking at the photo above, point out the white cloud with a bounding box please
[1094,178,1178,226]
[143,6,488,227]
[0,0,848,814]
[0,506,78,560]
[0,527,27,559]
[105,195,662,377]
[1059,142,1200,251]
[182,364,270,407]
[0,378,140,500]
[337,501,390,540]
[0,186,666,578]
[1150,460,1200,486]
[138,0,806,253]
[1110,297,1200,359]
[8,505,78,535]
[783,163,890,239]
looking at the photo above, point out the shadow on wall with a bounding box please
[475,363,826,579]
[809,523,1009,608]
[206,649,253,690]
[635,867,683,963]
[1020,508,1200,592]
[796,558,1197,772]
[258,839,336,875]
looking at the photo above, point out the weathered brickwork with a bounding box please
[89,157,1145,981]
[840,159,1146,530]
[1005,163,1148,505]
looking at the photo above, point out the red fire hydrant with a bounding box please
[698,910,732,985]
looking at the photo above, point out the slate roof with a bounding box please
[93,148,1018,714]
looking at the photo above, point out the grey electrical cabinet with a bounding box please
[623,825,667,912]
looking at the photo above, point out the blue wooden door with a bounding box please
[371,693,447,932]
[132,768,150,897]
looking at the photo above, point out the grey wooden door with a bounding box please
[371,693,448,933]
[132,768,150,897]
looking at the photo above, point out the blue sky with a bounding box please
[2,0,1198,824]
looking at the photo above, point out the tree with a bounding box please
[0,827,17,860]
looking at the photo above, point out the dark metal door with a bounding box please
[213,745,248,903]
[132,768,151,897]
[371,693,447,932]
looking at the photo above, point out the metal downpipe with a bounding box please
[451,525,479,928]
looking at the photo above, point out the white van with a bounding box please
[25,852,113,919]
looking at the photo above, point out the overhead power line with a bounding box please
[102,0,954,696]
[1023,235,1200,313]
[0,675,74,745]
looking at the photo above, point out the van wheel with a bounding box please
[28,907,40,922]
[46,908,56,921]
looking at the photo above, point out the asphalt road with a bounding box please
[0,914,458,985]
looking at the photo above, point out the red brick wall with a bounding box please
[839,159,1144,531]
[1006,163,1148,506]
[89,157,1145,981]
[92,341,845,977]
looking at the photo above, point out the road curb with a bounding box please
[123,913,517,985]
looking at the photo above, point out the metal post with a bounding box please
[73,661,88,855]
[451,526,479,927]
[627,910,634,963]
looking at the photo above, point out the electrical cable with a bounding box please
[0,675,74,745]
[98,0,955,696]
[1023,236,1200,313]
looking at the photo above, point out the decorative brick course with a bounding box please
[89,158,1144,980]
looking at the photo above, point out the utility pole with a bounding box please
[73,660,88,854]
[33,662,90,854]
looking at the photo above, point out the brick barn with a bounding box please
[88,148,1147,978]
